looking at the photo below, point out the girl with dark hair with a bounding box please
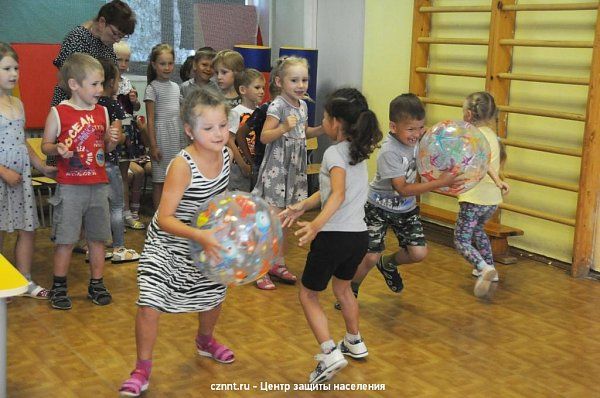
[279,88,382,384]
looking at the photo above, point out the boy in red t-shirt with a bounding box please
[42,53,121,310]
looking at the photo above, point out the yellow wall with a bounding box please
[362,0,593,263]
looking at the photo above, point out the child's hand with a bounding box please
[128,89,138,105]
[136,115,147,129]
[150,146,162,162]
[108,127,121,144]
[240,161,252,177]
[194,228,224,264]
[497,181,510,195]
[279,202,306,228]
[56,143,73,158]
[294,220,318,247]
[0,168,22,187]
[438,171,464,188]
[282,115,298,132]
[42,165,58,179]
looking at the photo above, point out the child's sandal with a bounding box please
[196,337,235,364]
[22,282,51,300]
[256,275,276,290]
[268,264,297,284]
[119,369,150,397]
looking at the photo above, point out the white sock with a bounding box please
[123,210,133,219]
[476,260,488,271]
[345,332,361,343]
[320,340,336,354]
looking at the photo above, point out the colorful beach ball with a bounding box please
[190,191,283,286]
[417,120,491,194]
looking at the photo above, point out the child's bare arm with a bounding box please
[487,169,510,195]
[42,110,71,158]
[157,157,223,262]
[227,134,251,176]
[392,171,461,196]
[261,115,294,144]
[306,125,323,138]
[235,123,253,164]
[145,100,161,161]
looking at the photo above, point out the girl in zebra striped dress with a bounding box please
[120,88,233,397]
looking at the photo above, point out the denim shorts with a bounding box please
[50,184,111,244]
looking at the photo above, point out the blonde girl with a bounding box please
[144,44,187,209]
[252,56,323,290]
[119,88,234,397]
[455,91,510,298]
[0,42,56,299]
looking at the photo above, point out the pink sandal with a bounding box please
[119,369,149,397]
[196,337,235,364]
[256,274,276,290]
[269,264,297,284]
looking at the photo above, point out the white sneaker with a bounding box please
[308,348,348,384]
[338,337,368,359]
[474,265,498,298]
[472,268,499,282]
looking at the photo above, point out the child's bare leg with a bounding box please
[87,240,106,279]
[128,161,144,215]
[54,243,74,277]
[299,284,330,344]
[136,306,161,360]
[120,161,131,212]
[197,304,222,336]
[332,278,358,334]
[352,252,380,285]
[14,230,35,276]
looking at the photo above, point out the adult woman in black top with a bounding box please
[51,0,136,106]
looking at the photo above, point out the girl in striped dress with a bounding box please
[119,88,233,397]
[144,44,188,210]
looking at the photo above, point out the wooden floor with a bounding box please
[4,210,600,398]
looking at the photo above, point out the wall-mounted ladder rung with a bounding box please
[416,67,486,78]
[419,5,491,13]
[500,203,576,226]
[497,104,586,121]
[500,2,598,12]
[503,172,579,192]
[501,138,582,157]
[417,37,488,45]
[497,72,589,85]
[499,38,593,47]
[420,97,586,121]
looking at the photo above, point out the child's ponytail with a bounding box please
[348,109,382,165]
[324,88,382,165]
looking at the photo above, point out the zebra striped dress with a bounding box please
[137,149,230,313]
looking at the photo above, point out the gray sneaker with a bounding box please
[308,348,348,384]
[338,337,368,359]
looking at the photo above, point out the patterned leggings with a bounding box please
[454,202,498,268]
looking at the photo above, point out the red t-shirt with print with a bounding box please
[52,102,109,184]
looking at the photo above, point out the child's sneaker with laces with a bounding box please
[338,337,368,359]
[472,267,499,282]
[308,348,348,384]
